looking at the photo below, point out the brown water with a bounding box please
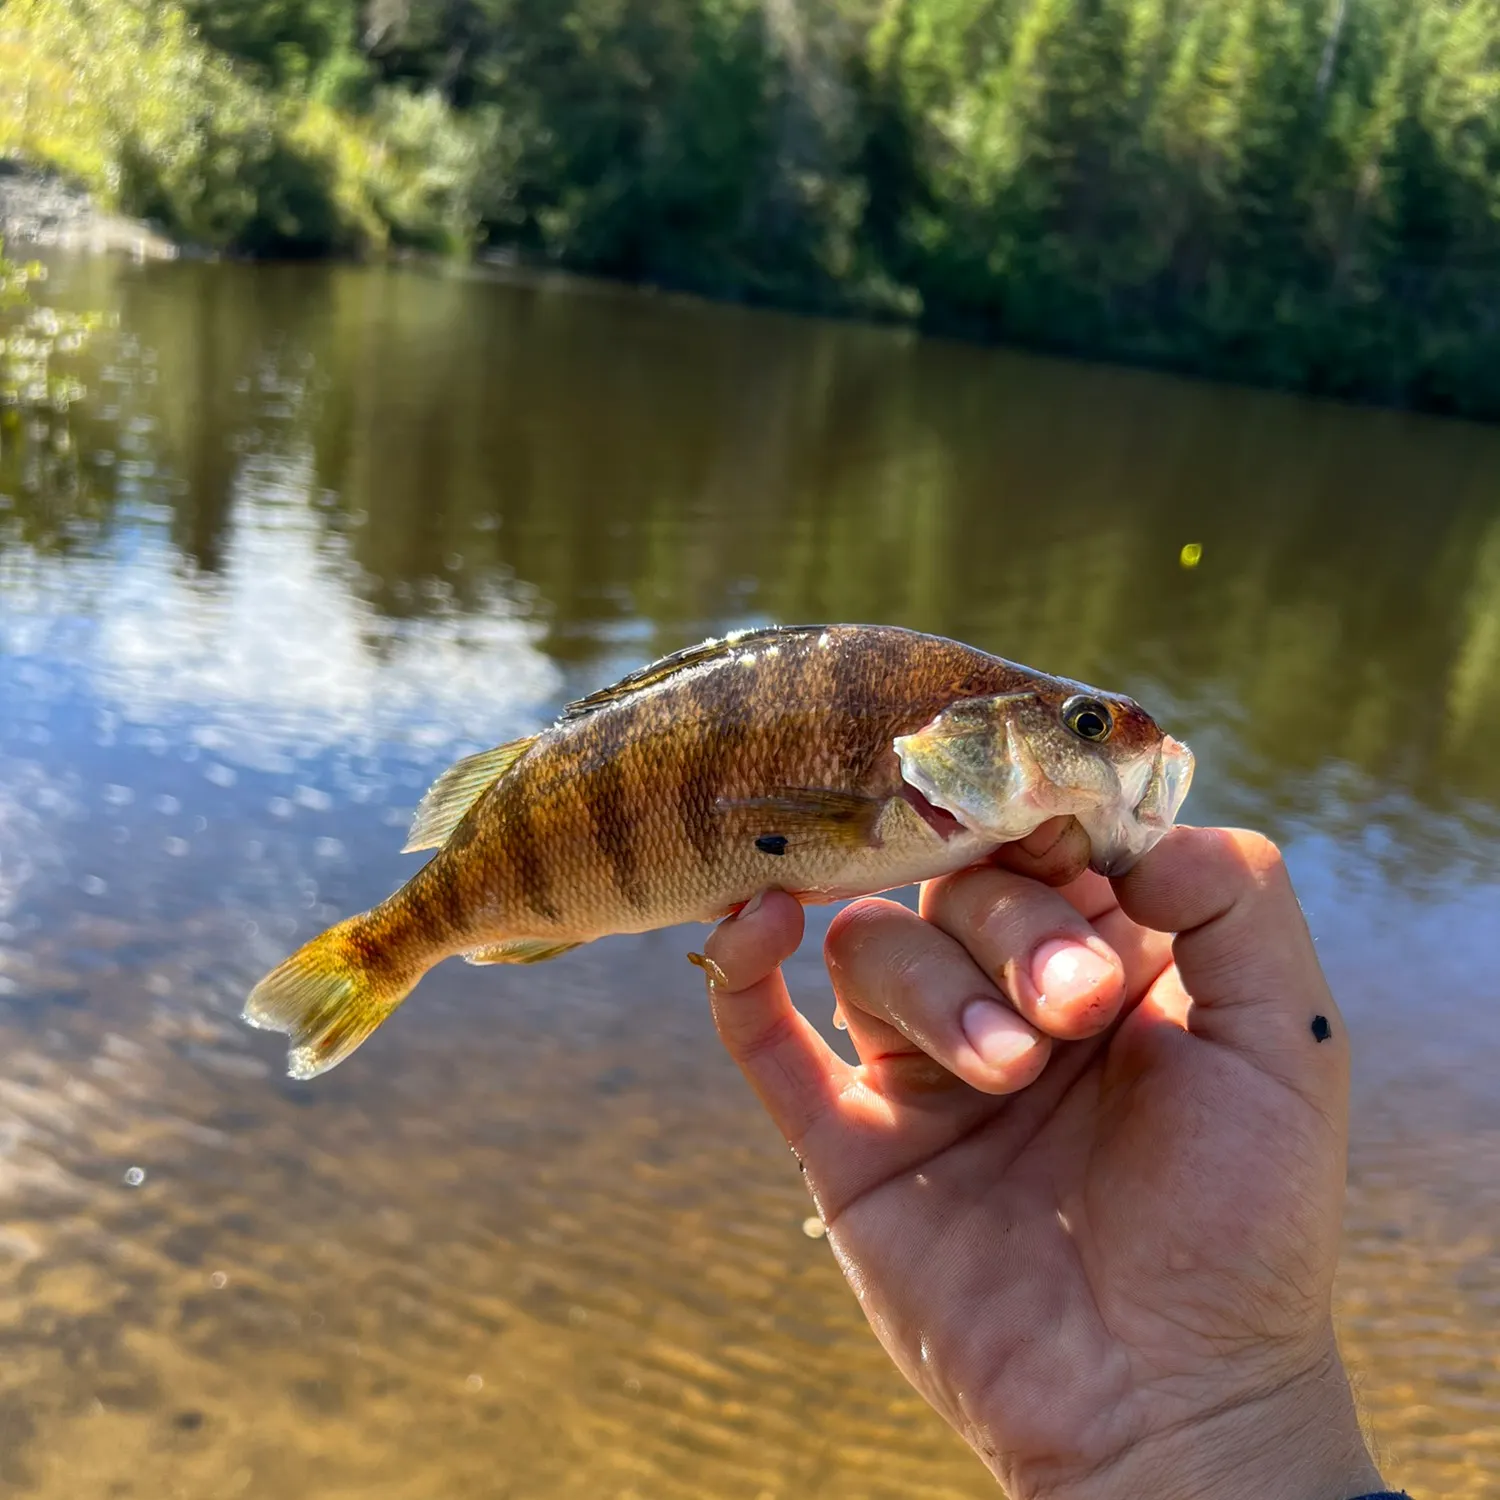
[1,256,1498,1498]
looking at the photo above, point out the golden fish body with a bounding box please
[245,624,1194,1078]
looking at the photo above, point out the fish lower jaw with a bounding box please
[896,769,1066,849]
[1078,815,1172,877]
[950,793,1087,848]
[898,781,972,841]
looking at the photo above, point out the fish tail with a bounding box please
[243,907,429,1080]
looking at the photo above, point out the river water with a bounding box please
[0,256,1497,1498]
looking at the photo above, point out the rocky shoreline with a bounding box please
[0,161,179,260]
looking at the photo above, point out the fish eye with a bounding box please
[1062,696,1113,743]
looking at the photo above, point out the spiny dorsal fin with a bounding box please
[403,736,539,853]
[560,625,825,723]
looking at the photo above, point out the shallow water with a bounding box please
[1,256,1497,1497]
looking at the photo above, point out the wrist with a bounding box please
[989,1340,1384,1500]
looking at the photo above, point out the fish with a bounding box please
[244,624,1194,1079]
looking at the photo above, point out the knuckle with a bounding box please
[708,905,802,980]
[1177,826,1288,901]
[1229,827,1286,880]
[931,866,1013,930]
[825,898,906,963]
[734,1009,799,1066]
[827,897,886,942]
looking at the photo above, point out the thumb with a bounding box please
[1113,827,1349,1101]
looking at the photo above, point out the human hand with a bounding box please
[701,821,1386,1500]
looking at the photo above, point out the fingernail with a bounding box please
[738,890,766,920]
[1031,939,1115,1008]
[961,999,1040,1068]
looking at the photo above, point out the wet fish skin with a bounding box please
[243,624,1191,1079]
[427,624,1031,934]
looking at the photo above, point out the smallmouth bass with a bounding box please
[245,624,1194,1078]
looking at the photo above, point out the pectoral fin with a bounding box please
[716,789,886,851]
[465,938,582,965]
[404,736,539,853]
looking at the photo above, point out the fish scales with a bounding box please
[452,625,1009,938]
[373,626,1018,968]
[243,624,1195,1078]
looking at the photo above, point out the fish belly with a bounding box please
[590,798,1001,938]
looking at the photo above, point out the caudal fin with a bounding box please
[243,911,422,1079]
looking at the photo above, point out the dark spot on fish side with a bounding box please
[172,1410,205,1432]
[755,833,789,857]
[1311,1014,1332,1043]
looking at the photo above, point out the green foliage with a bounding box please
[0,239,113,522]
[358,89,492,251]
[0,0,484,253]
[6,0,1500,411]
[870,0,1500,411]
[329,0,1500,411]
[179,0,362,91]
[0,245,108,413]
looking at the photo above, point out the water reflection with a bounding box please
[14,259,1500,843]
[0,255,1497,1497]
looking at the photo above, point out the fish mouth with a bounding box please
[899,780,970,841]
[1086,735,1196,878]
[1136,735,1195,828]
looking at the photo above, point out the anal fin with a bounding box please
[465,938,582,966]
[404,735,539,853]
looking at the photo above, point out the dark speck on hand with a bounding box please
[1311,1014,1332,1044]
[755,833,789,857]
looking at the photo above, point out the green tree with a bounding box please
[7,0,1500,415]
[179,0,365,94]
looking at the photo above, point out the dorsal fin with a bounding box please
[560,625,822,723]
[403,736,539,853]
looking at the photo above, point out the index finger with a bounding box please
[991,824,1175,1001]
[701,890,1012,1224]
[701,891,854,1156]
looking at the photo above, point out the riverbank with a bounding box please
[0,162,177,261]
[6,0,1500,421]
